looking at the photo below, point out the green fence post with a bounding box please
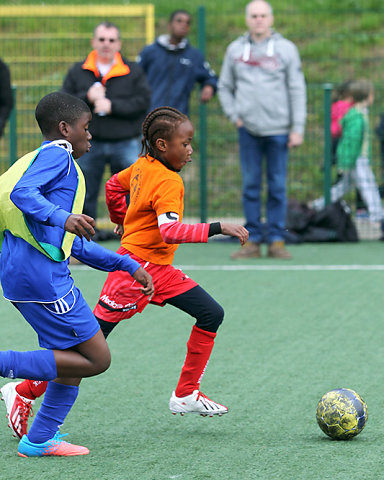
[198,5,207,223]
[323,83,333,205]
[9,85,17,165]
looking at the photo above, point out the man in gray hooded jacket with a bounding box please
[218,0,306,259]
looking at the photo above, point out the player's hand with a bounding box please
[220,223,249,246]
[114,224,124,236]
[64,214,96,241]
[133,267,154,298]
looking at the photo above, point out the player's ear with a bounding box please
[156,138,167,153]
[58,120,70,138]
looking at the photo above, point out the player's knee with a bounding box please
[196,303,224,333]
[211,303,225,331]
[91,348,111,375]
[99,349,111,373]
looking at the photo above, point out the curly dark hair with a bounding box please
[140,106,188,157]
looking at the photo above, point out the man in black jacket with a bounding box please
[62,22,150,232]
[0,58,13,139]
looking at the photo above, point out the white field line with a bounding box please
[71,264,384,271]
[176,265,384,271]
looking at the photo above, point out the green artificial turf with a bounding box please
[1,241,384,479]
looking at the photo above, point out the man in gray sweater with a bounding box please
[218,0,306,259]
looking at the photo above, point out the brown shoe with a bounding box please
[267,241,292,259]
[230,241,261,259]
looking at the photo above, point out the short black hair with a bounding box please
[169,10,191,22]
[35,91,90,136]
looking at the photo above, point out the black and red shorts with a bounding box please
[93,247,198,323]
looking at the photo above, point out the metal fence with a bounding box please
[1,2,384,238]
[0,4,154,167]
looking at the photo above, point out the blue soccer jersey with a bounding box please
[0,141,140,303]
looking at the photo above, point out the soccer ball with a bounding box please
[316,388,368,440]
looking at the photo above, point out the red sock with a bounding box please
[175,325,216,398]
[16,380,48,400]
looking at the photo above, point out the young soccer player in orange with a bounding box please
[3,106,248,426]
[97,106,248,415]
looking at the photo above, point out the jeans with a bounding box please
[238,127,289,243]
[77,136,141,220]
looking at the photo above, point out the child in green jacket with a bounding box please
[313,79,384,227]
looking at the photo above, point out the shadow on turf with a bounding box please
[307,434,371,443]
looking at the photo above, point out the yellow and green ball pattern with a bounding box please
[316,388,368,440]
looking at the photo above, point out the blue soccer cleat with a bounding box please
[18,431,89,457]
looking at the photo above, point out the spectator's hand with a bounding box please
[236,118,244,128]
[220,223,249,246]
[132,267,154,298]
[200,85,214,103]
[87,83,106,103]
[288,132,303,148]
[94,98,112,115]
[114,224,124,236]
[64,214,96,241]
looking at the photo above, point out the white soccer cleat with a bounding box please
[0,381,34,439]
[169,390,228,417]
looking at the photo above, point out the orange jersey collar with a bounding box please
[82,50,130,84]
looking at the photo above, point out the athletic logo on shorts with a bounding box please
[43,289,76,315]
[98,294,138,312]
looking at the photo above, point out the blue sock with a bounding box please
[28,381,79,444]
[0,349,57,380]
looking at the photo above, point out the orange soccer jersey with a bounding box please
[117,155,184,264]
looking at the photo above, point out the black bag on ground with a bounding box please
[286,199,314,233]
[286,199,359,242]
[307,200,358,242]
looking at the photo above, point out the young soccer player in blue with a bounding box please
[0,91,153,457]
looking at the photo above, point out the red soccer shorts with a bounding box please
[93,247,198,323]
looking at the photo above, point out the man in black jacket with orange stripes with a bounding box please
[62,22,150,232]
